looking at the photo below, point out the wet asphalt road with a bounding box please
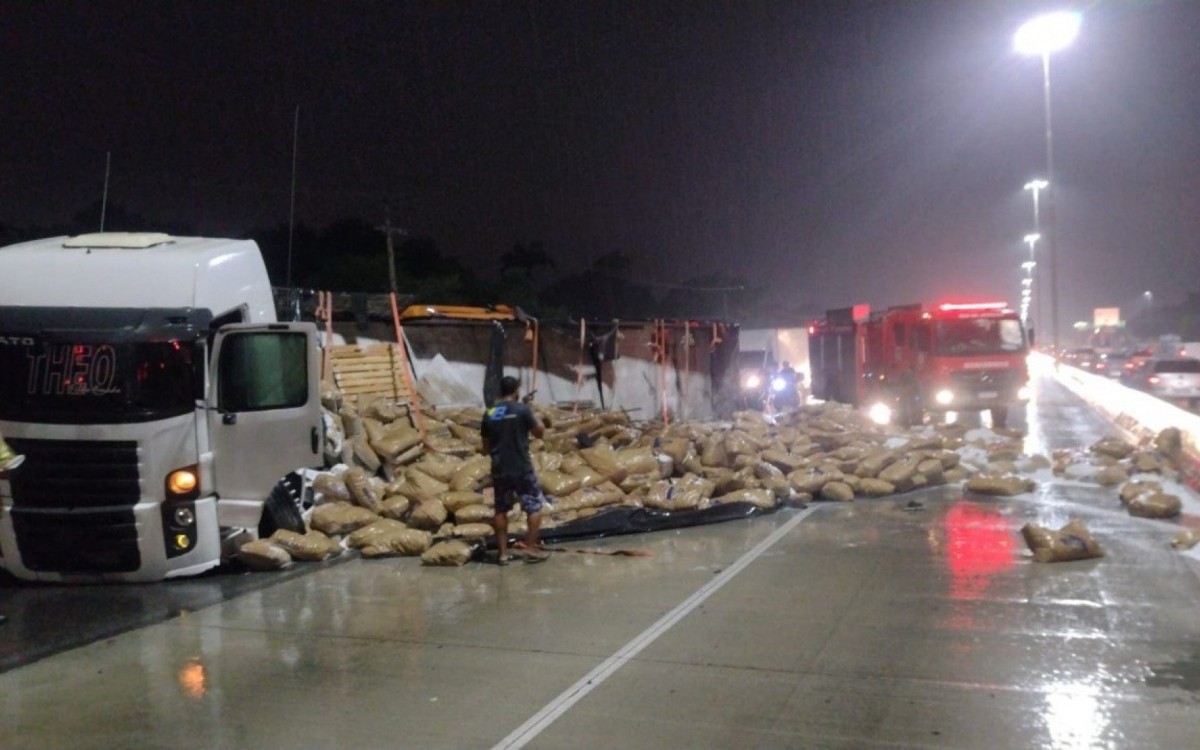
[2,370,1199,749]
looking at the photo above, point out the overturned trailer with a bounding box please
[286,290,745,421]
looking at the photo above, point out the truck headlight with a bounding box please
[934,389,954,405]
[770,377,787,393]
[743,374,761,390]
[868,402,892,425]
[166,465,200,500]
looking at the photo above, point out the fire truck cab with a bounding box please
[809,302,1030,428]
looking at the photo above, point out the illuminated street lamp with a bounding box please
[1015,11,1081,355]
[1020,233,1040,328]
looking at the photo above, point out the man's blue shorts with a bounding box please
[493,472,547,515]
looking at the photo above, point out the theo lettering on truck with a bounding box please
[25,344,122,396]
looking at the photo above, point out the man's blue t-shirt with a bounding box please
[481,400,536,478]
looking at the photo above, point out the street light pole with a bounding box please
[1022,232,1040,334]
[1015,12,1080,356]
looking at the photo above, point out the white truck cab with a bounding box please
[0,233,323,582]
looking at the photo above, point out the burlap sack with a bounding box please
[421,539,475,566]
[310,502,381,536]
[379,495,411,521]
[370,421,423,459]
[312,473,352,504]
[408,499,449,530]
[1020,519,1104,563]
[453,523,494,539]
[965,474,1035,496]
[415,452,464,483]
[699,436,729,468]
[819,481,854,502]
[343,466,383,513]
[857,477,896,497]
[238,539,292,571]
[580,444,628,484]
[269,529,343,561]
[714,488,776,509]
[1171,528,1200,550]
[442,491,488,513]
[453,504,495,524]
[539,469,583,496]
[361,528,432,558]
[346,518,411,549]
[349,434,382,473]
[406,467,450,496]
[1128,492,1182,519]
[1090,436,1135,459]
[1154,427,1183,460]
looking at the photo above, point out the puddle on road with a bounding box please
[1146,651,1200,694]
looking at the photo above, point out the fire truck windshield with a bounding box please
[933,318,1025,356]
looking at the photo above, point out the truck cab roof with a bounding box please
[0,233,277,322]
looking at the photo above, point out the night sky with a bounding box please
[3,1,1199,329]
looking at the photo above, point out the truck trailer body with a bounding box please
[0,233,323,582]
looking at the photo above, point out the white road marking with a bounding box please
[490,505,820,749]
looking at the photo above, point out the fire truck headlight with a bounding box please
[771,376,787,393]
[166,466,200,500]
[743,374,761,390]
[173,506,195,527]
[934,389,954,406]
[1017,385,1031,401]
[868,402,893,425]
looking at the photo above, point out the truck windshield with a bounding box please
[0,307,208,424]
[934,318,1026,356]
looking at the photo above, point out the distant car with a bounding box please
[1061,347,1098,371]
[1122,347,1155,382]
[1095,351,1129,378]
[1130,357,1200,407]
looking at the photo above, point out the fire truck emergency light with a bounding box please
[937,302,1010,312]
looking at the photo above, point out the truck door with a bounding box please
[208,323,323,502]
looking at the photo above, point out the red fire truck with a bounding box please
[808,302,1030,427]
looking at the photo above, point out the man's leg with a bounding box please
[525,511,542,550]
[493,510,510,562]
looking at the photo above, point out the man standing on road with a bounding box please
[481,375,549,565]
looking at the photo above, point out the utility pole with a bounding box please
[377,207,408,295]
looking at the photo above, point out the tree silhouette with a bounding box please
[500,241,556,280]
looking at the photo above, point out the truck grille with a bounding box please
[5,438,142,573]
[9,508,140,573]
[7,438,141,510]
[948,369,1021,393]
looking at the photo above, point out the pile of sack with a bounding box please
[239,393,1194,570]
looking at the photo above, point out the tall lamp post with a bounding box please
[1015,11,1080,356]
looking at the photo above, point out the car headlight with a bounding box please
[934,389,954,406]
[743,374,761,390]
[868,402,892,425]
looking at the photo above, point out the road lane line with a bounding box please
[491,505,820,750]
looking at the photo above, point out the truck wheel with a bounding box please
[259,472,307,538]
[989,406,1009,430]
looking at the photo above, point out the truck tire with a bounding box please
[259,472,307,538]
[989,406,1009,430]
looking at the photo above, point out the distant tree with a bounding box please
[500,241,556,280]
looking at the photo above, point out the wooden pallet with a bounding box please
[327,343,413,406]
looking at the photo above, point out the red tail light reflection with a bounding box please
[943,501,1016,611]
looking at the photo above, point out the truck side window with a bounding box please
[218,332,308,411]
[915,324,931,353]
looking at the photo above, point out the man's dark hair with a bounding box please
[499,375,521,397]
